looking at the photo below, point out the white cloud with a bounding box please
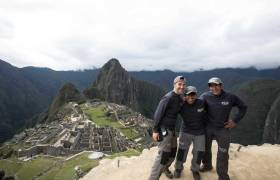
[0,0,280,71]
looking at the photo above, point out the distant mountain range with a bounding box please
[1,58,280,145]
[0,59,98,142]
[131,67,280,93]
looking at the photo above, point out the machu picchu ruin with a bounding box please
[1,100,153,160]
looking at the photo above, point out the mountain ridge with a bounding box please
[1,58,280,144]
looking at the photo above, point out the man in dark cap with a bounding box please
[174,86,206,180]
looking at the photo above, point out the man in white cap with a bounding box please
[199,77,247,180]
[148,76,186,180]
[174,86,207,180]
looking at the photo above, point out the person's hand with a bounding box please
[224,119,236,129]
[152,132,160,141]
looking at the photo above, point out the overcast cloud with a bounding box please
[0,0,280,71]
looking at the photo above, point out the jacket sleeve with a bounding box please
[152,96,170,133]
[199,93,209,114]
[202,100,208,127]
[232,94,247,123]
[199,92,207,101]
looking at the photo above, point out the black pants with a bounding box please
[202,128,230,180]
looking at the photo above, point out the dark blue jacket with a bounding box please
[180,99,207,135]
[153,91,184,133]
[200,90,247,129]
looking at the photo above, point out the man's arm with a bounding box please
[152,96,169,133]
[199,92,209,106]
[232,94,247,123]
[225,94,247,129]
[199,93,209,123]
[202,100,208,127]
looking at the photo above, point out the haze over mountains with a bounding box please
[0,58,280,145]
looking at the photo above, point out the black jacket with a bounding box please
[200,90,247,129]
[153,91,184,133]
[180,99,207,135]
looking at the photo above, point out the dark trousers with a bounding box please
[149,130,177,180]
[202,128,230,180]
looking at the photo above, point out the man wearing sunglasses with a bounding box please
[149,76,186,180]
[199,77,247,180]
[174,86,207,180]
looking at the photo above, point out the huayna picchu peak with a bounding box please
[84,58,166,118]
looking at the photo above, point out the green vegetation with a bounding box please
[106,149,141,159]
[39,152,98,180]
[0,158,23,177]
[119,128,139,139]
[0,149,142,180]
[231,79,280,145]
[0,145,14,157]
[0,142,34,159]
[0,153,98,180]
[17,156,59,180]
[0,156,60,179]
[83,105,139,140]
[0,144,141,180]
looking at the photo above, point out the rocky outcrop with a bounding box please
[47,83,85,122]
[91,58,136,106]
[263,94,280,144]
[81,142,280,180]
[84,58,166,117]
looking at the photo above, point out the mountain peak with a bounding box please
[90,58,131,105]
[107,58,121,65]
[94,58,129,85]
[102,58,123,71]
[84,59,165,117]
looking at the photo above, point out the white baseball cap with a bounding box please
[173,75,186,84]
[208,77,222,85]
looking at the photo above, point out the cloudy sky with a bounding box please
[0,0,280,71]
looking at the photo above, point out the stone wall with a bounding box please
[17,145,80,157]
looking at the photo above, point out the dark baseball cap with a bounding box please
[185,86,197,95]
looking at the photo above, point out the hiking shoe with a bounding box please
[164,169,174,179]
[192,170,201,180]
[199,164,213,172]
[173,169,182,178]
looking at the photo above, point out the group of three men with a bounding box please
[149,76,247,180]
